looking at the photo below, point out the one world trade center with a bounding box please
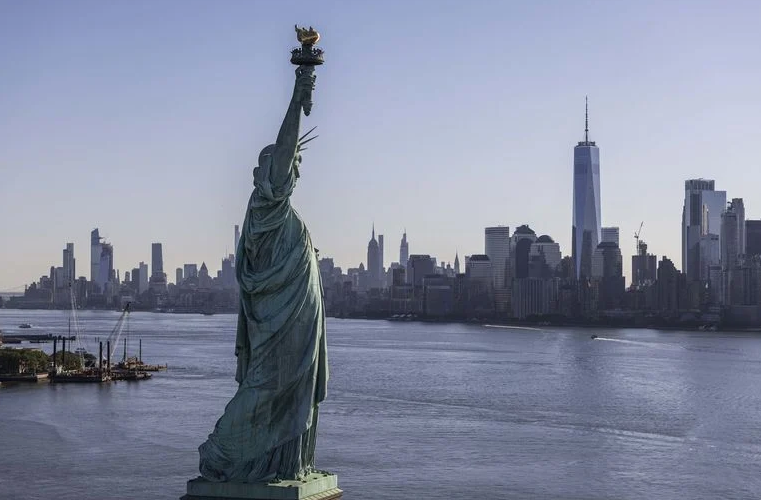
[572,98,601,279]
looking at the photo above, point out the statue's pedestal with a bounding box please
[181,473,342,500]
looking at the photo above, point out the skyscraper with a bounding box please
[721,198,745,305]
[572,98,601,280]
[97,242,113,292]
[512,225,536,279]
[399,230,409,269]
[454,252,460,274]
[152,243,164,276]
[149,243,167,291]
[721,200,743,271]
[138,262,149,294]
[731,198,745,256]
[485,226,510,288]
[366,225,381,289]
[62,242,75,288]
[378,234,384,281]
[682,179,726,281]
[234,225,241,252]
[90,228,102,284]
[176,268,183,286]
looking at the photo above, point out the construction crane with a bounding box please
[634,221,644,255]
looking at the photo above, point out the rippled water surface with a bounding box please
[1,310,761,499]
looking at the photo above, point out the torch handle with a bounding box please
[300,65,316,116]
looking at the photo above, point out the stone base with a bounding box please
[181,472,341,500]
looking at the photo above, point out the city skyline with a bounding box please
[3,1,761,290]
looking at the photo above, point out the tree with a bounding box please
[51,350,84,371]
[0,349,49,373]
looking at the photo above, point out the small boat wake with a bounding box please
[592,337,682,349]
[483,324,544,332]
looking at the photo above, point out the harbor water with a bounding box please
[1,310,761,499]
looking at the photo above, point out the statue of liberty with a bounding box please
[197,35,328,483]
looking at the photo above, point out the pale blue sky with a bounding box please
[2,0,761,290]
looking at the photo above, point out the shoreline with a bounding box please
[3,308,761,333]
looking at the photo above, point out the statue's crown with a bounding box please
[295,25,320,45]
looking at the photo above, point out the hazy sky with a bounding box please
[2,0,761,291]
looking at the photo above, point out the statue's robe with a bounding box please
[198,150,328,483]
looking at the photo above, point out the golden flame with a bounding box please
[295,25,320,45]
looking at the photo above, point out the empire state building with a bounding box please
[572,97,601,279]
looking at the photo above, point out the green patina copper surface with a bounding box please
[198,65,328,483]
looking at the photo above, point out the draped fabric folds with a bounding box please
[198,154,328,483]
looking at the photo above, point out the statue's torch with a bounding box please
[291,26,324,116]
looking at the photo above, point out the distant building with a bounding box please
[399,231,409,269]
[485,226,510,288]
[366,225,381,289]
[656,257,683,312]
[149,243,167,292]
[631,241,657,287]
[591,241,624,310]
[511,225,536,279]
[234,225,241,251]
[529,235,562,278]
[722,199,745,305]
[423,275,454,317]
[199,262,212,288]
[90,228,101,285]
[221,256,236,290]
[746,220,761,257]
[62,242,75,288]
[572,99,601,280]
[454,252,460,275]
[184,263,198,280]
[465,254,493,313]
[601,227,619,246]
[407,254,434,287]
[137,262,148,294]
[682,179,726,280]
[512,278,559,319]
[466,254,492,284]
[176,268,183,286]
[699,233,720,282]
[97,243,114,293]
[152,243,164,277]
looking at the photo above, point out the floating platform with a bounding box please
[50,371,110,383]
[111,370,152,381]
[0,372,49,383]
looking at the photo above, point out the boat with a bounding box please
[591,335,598,339]
[0,372,49,383]
[49,287,109,384]
[18,323,32,329]
[106,305,164,380]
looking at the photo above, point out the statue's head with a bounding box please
[254,144,276,197]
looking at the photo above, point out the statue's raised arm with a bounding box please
[269,66,315,187]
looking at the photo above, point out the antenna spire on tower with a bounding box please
[584,95,589,143]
